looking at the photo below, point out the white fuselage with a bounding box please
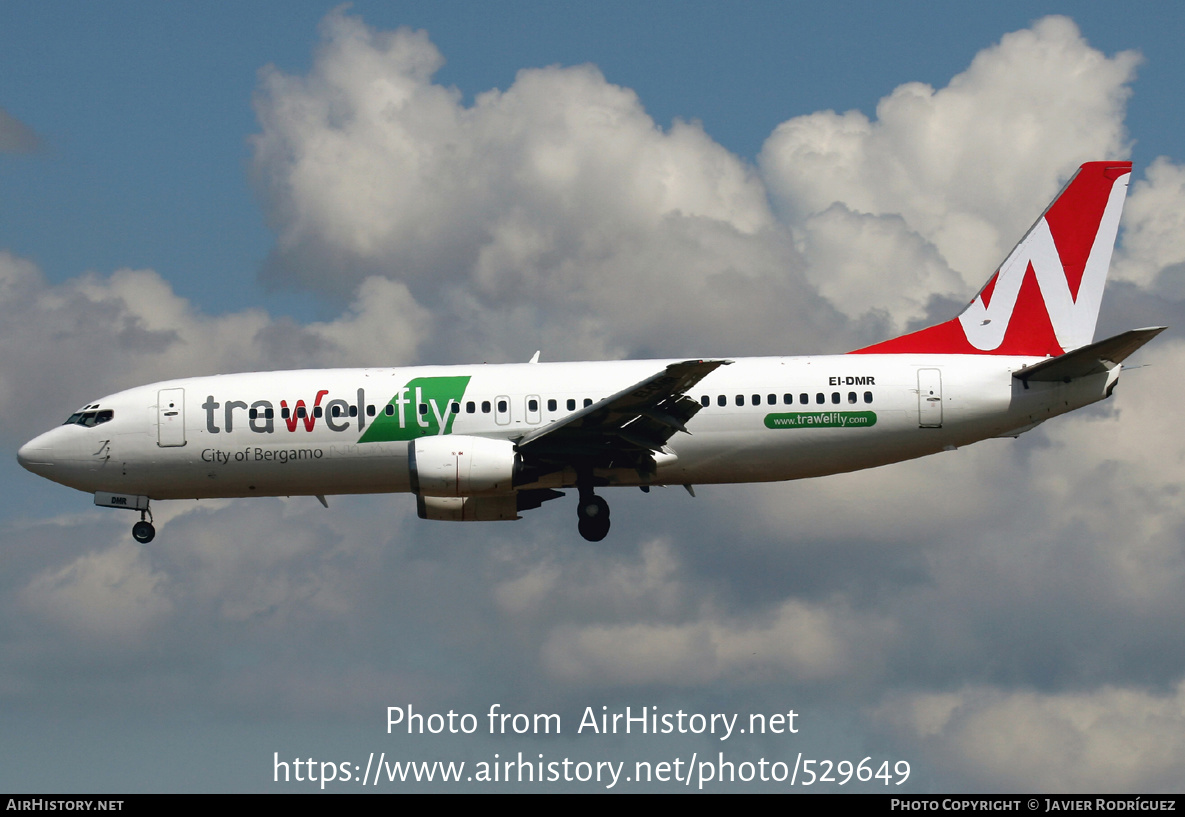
[17,353,1116,502]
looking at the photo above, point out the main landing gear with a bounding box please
[131,508,155,544]
[577,492,610,542]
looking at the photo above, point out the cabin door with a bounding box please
[917,369,943,428]
[157,388,187,447]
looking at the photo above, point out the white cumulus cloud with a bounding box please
[762,16,1139,327]
[250,9,837,363]
[882,682,1185,791]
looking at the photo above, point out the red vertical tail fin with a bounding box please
[852,161,1132,357]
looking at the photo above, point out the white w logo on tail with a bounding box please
[959,171,1129,353]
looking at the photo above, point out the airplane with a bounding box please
[17,161,1165,543]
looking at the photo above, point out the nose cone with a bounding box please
[17,431,61,475]
[18,426,98,492]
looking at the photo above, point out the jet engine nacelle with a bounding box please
[417,494,519,521]
[408,435,519,497]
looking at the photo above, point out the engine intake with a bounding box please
[408,436,519,497]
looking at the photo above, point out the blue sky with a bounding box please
[3,2,1185,793]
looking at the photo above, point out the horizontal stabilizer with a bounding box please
[1014,326,1166,383]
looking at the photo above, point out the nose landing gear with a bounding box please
[94,492,157,543]
[131,508,155,544]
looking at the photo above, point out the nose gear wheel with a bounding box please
[131,507,155,544]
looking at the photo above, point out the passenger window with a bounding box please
[249,408,258,420]
[450,401,460,414]
[497,400,508,413]
[283,407,292,419]
[419,404,429,415]
[751,394,760,405]
[783,394,792,405]
[717,395,726,407]
[767,394,776,405]
[314,406,323,418]
[482,401,491,414]
[466,401,476,414]
[384,405,394,416]
[583,399,593,408]
[331,405,342,417]
[864,391,873,404]
[700,395,710,407]
[848,392,857,404]
[831,393,840,404]
[528,398,538,412]
[349,405,358,417]
[266,408,275,419]
[297,407,306,419]
[366,405,374,417]
[735,395,744,406]
[800,393,809,404]
[815,394,824,405]
[567,399,576,411]
[547,399,557,412]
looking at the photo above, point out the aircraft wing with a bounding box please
[516,359,730,471]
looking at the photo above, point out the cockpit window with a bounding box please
[63,410,114,427]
